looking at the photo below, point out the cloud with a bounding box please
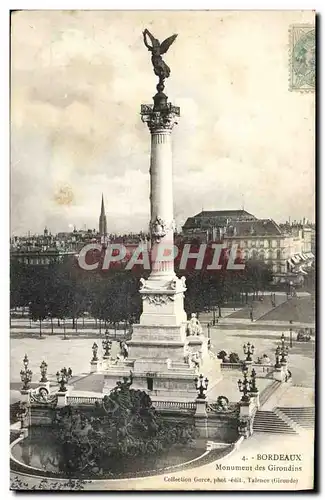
[10,10,315,235]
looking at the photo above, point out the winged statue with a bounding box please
[143,29,178,82]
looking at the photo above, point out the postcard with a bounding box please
[10,10,315,491]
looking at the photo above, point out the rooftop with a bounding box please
[193,210,256,219]
[182,209,257,230]
[223,219,283,237]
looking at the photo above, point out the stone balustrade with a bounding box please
[66,396,103,406]
[62,395,197,412]
[220,362,274,377]
[152,400,196,411]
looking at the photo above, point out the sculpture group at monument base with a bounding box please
[101,330,222,401]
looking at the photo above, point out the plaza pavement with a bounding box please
[258,296,315,323]
[10,290,315,339]
[10,325,315,404]
[10,337,120,404]
[228,293,288,320]
[209,328,315,388]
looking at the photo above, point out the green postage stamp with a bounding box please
[289,24,315,92]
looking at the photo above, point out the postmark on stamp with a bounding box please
[289,24,315,92]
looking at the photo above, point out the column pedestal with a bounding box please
[90,360,100,373]
[56,392,68,407]
[20,389,32,403]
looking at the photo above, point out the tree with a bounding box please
[27,266,54,337]
[52,376,197,476]
[89,281,108,334]
[50,281,72,339]
[29,297,48,337]
[88,272,143,334]
[10,261,34,309]
[244,260,273,298]
[70,283,89,333]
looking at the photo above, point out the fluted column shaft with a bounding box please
[149,128,175,277]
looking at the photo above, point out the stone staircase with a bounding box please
[203,352,222,389]
[253,410,297,434]
[259,380,281,406]
[253,382,314,435]
[278,406,315,430]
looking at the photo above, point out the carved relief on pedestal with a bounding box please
[170,278,177,290]
[150,216,167,243]
[142,294,175,305]
[30,388,58,406]
[169,276,186,292]
[238,409,255,438]
[139,276,186,293]
[238,417,250,438]
[150,217,175,243]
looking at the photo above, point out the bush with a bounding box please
[229,352,240,364]
[217,350,227,360]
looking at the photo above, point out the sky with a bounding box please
[11,10,315,236]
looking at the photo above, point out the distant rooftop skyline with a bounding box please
[12,208,314,238]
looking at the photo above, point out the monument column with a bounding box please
[102,29,221,400]
[139,101,187,327]
[142,105,178,279]
[136,29,187,327]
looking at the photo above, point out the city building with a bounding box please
[182,210,256,241]
[10,223,150,268]
[10,227,77,266]
[182,210,315,285]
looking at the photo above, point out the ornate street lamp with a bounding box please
[40,360,48,383]
[102,335,112,359]
[238,366,251,403]
[249,368,259,394]
[23,354,29,370]
[275,346,282,368]
[289,326,293,348]
[20,354,32,390]
[280,345,289,364]
[194,374,209,399]
[92,342,99,362]
[279,333,289,363]
[56,367,71,392]
[243,342,255,363]
[280,333,286,350]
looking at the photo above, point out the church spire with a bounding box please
[99,193,107,238]
[101,193,105,216]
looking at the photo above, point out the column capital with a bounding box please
[141,103,180,133]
